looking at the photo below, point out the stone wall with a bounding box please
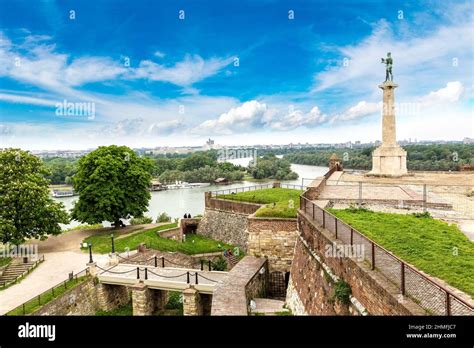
[286,210,426,315]
[33,278,100,315]
[211,256,267,315]
[285,277,307,315]
[96,283,130,312]
[157,227,182,241]
[197,208,249,250]
[205,192,262,214]
[247,216,297,273]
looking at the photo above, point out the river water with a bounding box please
[55,162,328,229]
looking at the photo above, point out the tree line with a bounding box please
[283,144,474,171]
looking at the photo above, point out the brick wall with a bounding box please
[287,211,426,315]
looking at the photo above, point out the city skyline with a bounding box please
[0,0,473,150]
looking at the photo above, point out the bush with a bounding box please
[156,212,171,223]
[166,291,183,310]
[130,216,153,225]
[412,212,432,218]
[211,256,227,271]
[333,280,352,305]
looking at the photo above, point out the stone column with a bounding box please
[380,82,398,147]
[131,282,154,316]
[87,262,97,277]
[368,81,407,177]
[183,286,202,316]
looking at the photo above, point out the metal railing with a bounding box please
[5,268,89,316]
[209,183,305,200]
[300,195,474,316]
[209,184,273,198]
[322,181,473,218]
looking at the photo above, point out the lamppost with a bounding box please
[88,243,93,263]
[110,234,115,254]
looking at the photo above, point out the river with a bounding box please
[55,162,328,229]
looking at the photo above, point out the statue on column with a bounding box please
[381,52,393,82]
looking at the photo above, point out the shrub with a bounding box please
[156,212,171,223]
[332,280,352,305]
[130,216,153,225]
[166,291,183,310]
[412,212,432,218]
[211,256,227,271]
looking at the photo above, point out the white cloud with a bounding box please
[0,92,57,107]
[154,51,165,58]
[418,81,464,105]
[332,101,380,122]
[194,100,270,134]
[133,54,233,87]
[64,57,127,86]
[271,106,328,130]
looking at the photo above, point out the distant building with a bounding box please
[463,137,473,144]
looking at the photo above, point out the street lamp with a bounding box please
[88,243,93,264]
[110,234,115,254]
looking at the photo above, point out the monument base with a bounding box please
[367,145,408,177]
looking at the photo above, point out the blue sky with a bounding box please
[0,0,472,150]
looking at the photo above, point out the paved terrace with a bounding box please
[97,263,227,294]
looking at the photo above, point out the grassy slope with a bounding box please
[218,188,302,218]
[7,276,87,315]
[83,223,235,255]
[0,257,12,268]
[329,209,474,297]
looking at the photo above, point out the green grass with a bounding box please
[7,275,88,315]
[218,188,302,218]
[328,208,474,298]
[63,223,103,233]
[0,257,12,268]
[82,223,236,255]
[96,302,133,316]
[96,292,184,316]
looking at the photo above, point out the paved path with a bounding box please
[0,251,108,315]
[0,225,153,315]
[251,298,288,315]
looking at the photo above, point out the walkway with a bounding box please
[98,264,227,294]
[0,251,107,315]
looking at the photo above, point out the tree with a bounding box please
[0,149,69,244]
[71,146,152,228]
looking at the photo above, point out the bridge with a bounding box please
[97,263,227,294]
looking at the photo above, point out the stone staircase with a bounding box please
[0,258,41,287]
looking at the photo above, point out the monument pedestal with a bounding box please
[368,145,407,177]
[367,80,408,177]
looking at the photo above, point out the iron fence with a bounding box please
[5,268,89,316]
[321,181,473,219]
[300,195,474,316]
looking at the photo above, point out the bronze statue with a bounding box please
[381,52,393,82]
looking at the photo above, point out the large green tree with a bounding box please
[0,149,69,244]
[71,146,152,228]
